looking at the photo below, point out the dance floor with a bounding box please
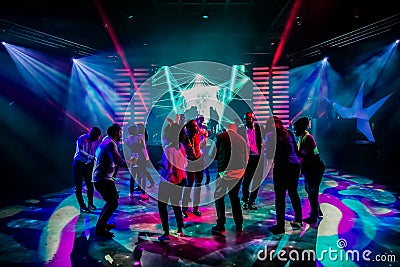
[0,167,399,267]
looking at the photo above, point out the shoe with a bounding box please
[158,233,171,242]
[290,221,303,229]
[80,206,92,213]
[176,229,185,237]
[105,223,116,231]
[242,202,249,210]
[318,210,324,217]
[303,217,317,224]
[211,225,225,236]
[88,204,97,211]
[268,225,285,235]
[249,203,258,210]
[182,210,188,218]
[141,194,149,200]
[95,228,114,238]
[236,225,243,233]
[193,209,202,217]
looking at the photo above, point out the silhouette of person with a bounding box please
[72,126,101,213]
[92,124,133,238]
[209,124,248,236]
[209,107,219,134]
[181,119,204,217]
[196,115,211,185]
[293,117,325,224]
[135,123,151,200]
[265,116,302,235]
[125,125,138,198]
[157,123,187,241]
[238,112,264,210]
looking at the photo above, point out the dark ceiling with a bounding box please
[1,0,400,67]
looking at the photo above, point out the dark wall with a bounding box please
[0,51,81,204]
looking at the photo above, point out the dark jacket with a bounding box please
[214,130,248,173]
[237,123,263,155]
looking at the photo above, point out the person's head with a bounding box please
[196,115,204,125]
[178,114,185,126]
[234,118,241,127]
[186,119,199,136]
[137,123,145,134]
[89,127,101,141]
[273,116,284,130]
[293,117,309,137]
[163,123,181,148]
[128,125,137,136]
[244,112,255,129]
[226,123,237,132]
[107,123,122,142]
[265,116,284,132]
[265,116,275,133]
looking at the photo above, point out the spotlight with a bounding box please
[202,13,209,19]
[396,39,399,44]
[1,41,5,45]
[323,57,328,61]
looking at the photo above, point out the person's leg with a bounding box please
[138,164,148,198]
[273,167,287,228]
[228,178,243,231]
[241,156,258,205]
[84,162,96,209]
[158,200,169,233]
[193,169,203,214]
[248,156,263,207]
[170,181,184,232]
[72,160,87,210]
[304,158,325,222]
[204,167,210,185]
[241,166,252,204]
[182,172,195,214]
[94,180,119,233]
[157,181,170,233]
[303,173,320,222]
[287,163,302,223]
[214,176,226,228]
[129,166,138,195]
[146,168,155,187]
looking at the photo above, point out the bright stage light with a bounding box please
[1,41,5,45]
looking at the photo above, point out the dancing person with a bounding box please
[72,126,101,213]
[265,116,302,235]
[135,123,152,200]
[181,119,204,217]
[196,115,211,185]
[92,124,133,238]
[125,125,139,198]
[293,117,325,224]
[238,112,264,210]
[157,123,187,241]
[209,124,248,236]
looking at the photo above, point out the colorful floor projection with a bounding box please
[0,167,399,267]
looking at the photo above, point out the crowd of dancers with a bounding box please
[71,112,325,239]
